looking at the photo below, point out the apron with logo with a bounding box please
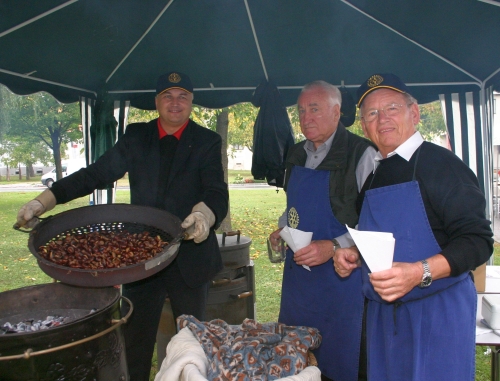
[279,166,364,381]
[358,150,476,381]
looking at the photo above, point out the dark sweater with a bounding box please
[357,141,493,276]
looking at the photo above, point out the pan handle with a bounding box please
[222,230,241,245]
[230,291,253,299]
[212,278,231,286]
[12,216,50,233]
[0,296,133,361]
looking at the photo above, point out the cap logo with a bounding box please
[367,75,383,88]
[168,73,181,83]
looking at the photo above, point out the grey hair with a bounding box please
[404,93,417,105]
[300,80,342,107]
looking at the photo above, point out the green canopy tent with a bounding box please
[0,0,499,211]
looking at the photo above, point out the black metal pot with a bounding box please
[216,231,252,270]
[0,283,132,381]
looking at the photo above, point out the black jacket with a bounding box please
[51,119,229,287]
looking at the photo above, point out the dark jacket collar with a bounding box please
[287,122,350,170]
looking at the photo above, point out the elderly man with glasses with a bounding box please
[333,73,493,381]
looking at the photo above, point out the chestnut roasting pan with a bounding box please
[25,204,185,287]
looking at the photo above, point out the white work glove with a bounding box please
[181,202,216,243]
[16,189,57,228]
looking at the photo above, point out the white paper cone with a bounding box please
[346,226,394,273]
[279,226,313,271]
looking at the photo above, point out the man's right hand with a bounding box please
[269,228,283,252]
[16,189,56,228]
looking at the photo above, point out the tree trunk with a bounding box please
[216,109,232,233]
[18,164,22,180]
[52,132,63,180]
[28,164,35,178]
[6,164,10,181]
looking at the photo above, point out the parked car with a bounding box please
[41,160,86,188]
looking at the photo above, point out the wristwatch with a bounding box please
[332,239,341,253]
[419,259,432,288]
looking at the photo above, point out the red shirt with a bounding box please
[157,118,189,140]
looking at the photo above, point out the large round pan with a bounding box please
[26,204,185,287]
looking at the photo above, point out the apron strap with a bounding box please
[368,145,423,189]
[412,146,422,181]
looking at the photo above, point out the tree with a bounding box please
[0,86,12,141]
[128,102,304,150]
[0,141,16,181]
[8,138,52,179]
[227,103,258,152]
[0,86,82,180]
[126,108,157,124]
[215,110,233,232]
[418,101,447,141]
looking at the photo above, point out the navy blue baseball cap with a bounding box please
[357,73,410,107]
[156,71,193,95]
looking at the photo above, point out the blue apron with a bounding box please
[279,166,364,381]
[358,152,476,381]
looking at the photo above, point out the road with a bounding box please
[0,182,276,192]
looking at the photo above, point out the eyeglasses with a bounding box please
[360,103,413,122]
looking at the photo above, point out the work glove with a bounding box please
[16,189,57,228]
[181,202,216,243]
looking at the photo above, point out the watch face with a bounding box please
[421,275,432,287]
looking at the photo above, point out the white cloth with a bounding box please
[155,327,322,381]
[155,328,208,381]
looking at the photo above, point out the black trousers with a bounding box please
[121,258,209,381]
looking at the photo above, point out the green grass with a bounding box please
[0,189,498,380]
[0,175,43,184]
[0,188,286,380]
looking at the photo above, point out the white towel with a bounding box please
[155,327,208,381]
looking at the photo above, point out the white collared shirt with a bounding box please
[372,131,424,172]
[303,130,336,169]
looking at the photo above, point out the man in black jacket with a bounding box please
[17,72,229,381]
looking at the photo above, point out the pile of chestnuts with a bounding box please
[38,230,169,269]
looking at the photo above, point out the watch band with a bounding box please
[419,259,432,288]
[332,239,341,253]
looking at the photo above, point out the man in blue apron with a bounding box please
[333,73,493,380]
[269,80,377,381]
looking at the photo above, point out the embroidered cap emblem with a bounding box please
[367,75,383,88]
[288,207,299,229]
[168,73,181,83]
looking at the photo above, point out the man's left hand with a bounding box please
[293,240,334,267]
[369,262,422,302]
[181,202,215,243]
